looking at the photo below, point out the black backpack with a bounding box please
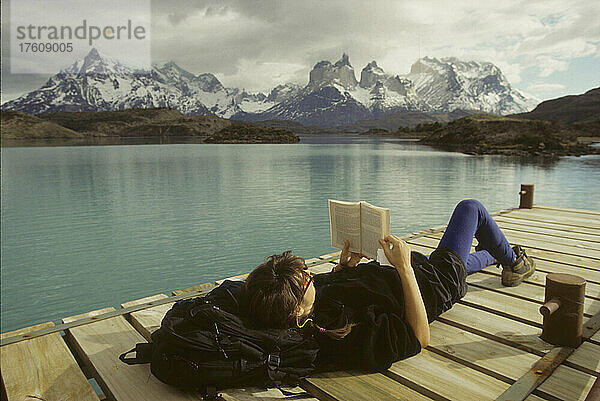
[119,281,319,395]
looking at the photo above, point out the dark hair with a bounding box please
[242,251,307,329]
[242,251,357,340]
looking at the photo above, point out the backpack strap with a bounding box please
[266,353,285,385]
[267,354,281,371]
[118,343,154,365]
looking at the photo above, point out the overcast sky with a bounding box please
[2,0,599,103]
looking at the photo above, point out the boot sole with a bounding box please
[502,259,536,287]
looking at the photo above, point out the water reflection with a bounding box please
[1,136,208,148]
[1,137,599,332]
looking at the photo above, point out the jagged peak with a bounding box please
[412,56,499,71]
[362,60,385,73]
[160,60,188,72]
[313,60,332,69]
[273,82,301,90]
[195,73,225,92]
[309,53,358,89]
[334,53,352,68]
[87,47,101,59]
[60,47,136,75]
[359,60,387,88]
[197,72,219,80]
[410,56,495,75]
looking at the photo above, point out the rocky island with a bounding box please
[204,124,299,143]
[419,114,599,157]
[381,88,600,157]
[1,108,300,146]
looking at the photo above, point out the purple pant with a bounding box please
[435,199,516,275]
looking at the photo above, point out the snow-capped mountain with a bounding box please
[237,54,537,126]
[2,48,272,117]
[2,49,538,127]
[408,57,537,115]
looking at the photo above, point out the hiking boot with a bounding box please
[501,245,536,287]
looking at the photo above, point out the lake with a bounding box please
[2,135,599,332]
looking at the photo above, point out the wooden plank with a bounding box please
[305,257,323,269]
[495,214,600,236]
[63,308,203,401]
[172,282,214,296]
[319,251,340,260]
[500,225,600,252]
[499,229,600,259]
[519,247,600,272]
[503,209,600,230]
[537,365,597,401]
[460,280,600,369]
[308,256,339,274]
[303,370,433,401]
[466,272,600,318]
[1,322,99,401]
[436,302,600,376]
[569,343,600,376]
[523,258,600,285]
[121,294,174,341]
[215,273,249,285]
[306,257,330,267]
[530,206,600,220]
[437,303,551,353]
[497,220,600,246]
[478,269,600,301]
[429,320,540,376]
[460,285,544,327]
[387,349,510,400]
[525,395,547,401]
[533,205,600,216]
[309,262,334,275]
[514,206,600,221]
[427,320,597,400]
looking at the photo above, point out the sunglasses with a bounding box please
[300,269,314,298]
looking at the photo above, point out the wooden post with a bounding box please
[519,184,534,209]
[540,273,586,347]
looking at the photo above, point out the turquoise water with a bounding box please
[2,135,599,332]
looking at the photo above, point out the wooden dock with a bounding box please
[2,204,599,401]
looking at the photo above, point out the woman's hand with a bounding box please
[379,235,411,272]
[333,239,365,272]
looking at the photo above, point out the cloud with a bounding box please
[527,83,566,92]
[148,0,600,93]
[3,0,599,100]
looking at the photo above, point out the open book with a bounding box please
[328,200,391,260]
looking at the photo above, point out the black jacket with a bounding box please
[313,246,467,371]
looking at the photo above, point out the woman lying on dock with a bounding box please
[241,199,536,370]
